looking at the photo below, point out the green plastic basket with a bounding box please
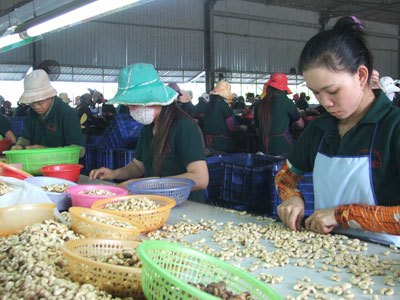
[3,147,81,175]
[137,240,282,300]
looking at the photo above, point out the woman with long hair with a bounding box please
[90,63,209,202]
[254,73,303,156]
[276,16,400,246]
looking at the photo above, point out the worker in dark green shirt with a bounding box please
[296,92,309,110]
[89,63,208,202]
[0,114,16,143]
[254,74,303,156]
[203,81,241,153]
[276,16,400,246]
[11,70,85,157]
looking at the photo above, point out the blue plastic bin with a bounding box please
[220,153,284,213]
[80,145,98,175]
[102,115,143,149]
[203,155,224,201]
[7,116,25,138]
[114,149,135,169]
[97,147,115,169]
[269,162,314,217]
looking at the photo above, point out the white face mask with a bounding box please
[386,92,395,101]
[129,106,156,125]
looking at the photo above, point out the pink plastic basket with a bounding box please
[67,185,129,208]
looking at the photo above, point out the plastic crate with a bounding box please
[203,155,224,201]
[80,145,98,175]
[114,149,135,169]
[102,115,143,149]
[86,135,104,146]
[220,153,284,214]
[97,147,115,169]
[270,162,314,218]
[7,116,25,138]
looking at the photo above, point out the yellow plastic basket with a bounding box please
[61,238,143,299]
[91,195,176,233]
[69,207,143,241]
[0,203,56,236]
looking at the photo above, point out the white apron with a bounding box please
[313,123,400,246]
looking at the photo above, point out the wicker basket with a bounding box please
[69,207,143,240]
[91,195,176,233]
[61,238,144,299]
[137,240,282,300]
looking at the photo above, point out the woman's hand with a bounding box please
[277,196,305,231]
[10,145,23,150]
[26,145,45,149]
[305,208,338,234]
[89,167,115,181]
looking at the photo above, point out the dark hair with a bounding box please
[257,85,275,144]
[152,101,205,176]
[299,16,373,83]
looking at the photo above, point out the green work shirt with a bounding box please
[195,101,207,115]
[0,114,12,136]
[254,89,300,156]
[296,99,309,110]
[203,96,237,152]
[21,97,86,148]
[135,118,206,202]
[287,90,400,206]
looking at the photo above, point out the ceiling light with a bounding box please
[0,33,23,49]
[25,0,144,37]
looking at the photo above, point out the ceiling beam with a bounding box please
[327,0,400,18]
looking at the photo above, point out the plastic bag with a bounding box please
[0,176,66,223]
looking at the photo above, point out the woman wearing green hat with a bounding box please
[89,63,209,202]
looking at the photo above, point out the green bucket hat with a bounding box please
[108,63,177,106]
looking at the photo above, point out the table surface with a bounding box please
[78,175,399,299]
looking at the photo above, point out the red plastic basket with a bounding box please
[0,138,11,154]
[40,164,83,182]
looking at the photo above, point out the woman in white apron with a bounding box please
[275,16,400,246]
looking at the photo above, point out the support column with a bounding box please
[204,0,217,92]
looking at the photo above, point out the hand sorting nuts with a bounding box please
[188,281,253,300]
[81,213,137,229]
[0,181,13,196]
[79,189,116,196]
[41,183,70,193]
[105,196,161,211]
[89,251,142,268]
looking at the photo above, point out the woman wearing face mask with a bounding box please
[275,16,400,246]
[89,63,209,202]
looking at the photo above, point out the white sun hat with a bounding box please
[20,69,57,104]
[380,76,400,94]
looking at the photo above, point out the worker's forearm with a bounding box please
[335,204,400,235]
[113,161,144,180]
[275,161,304,201]
[15,137,31,147]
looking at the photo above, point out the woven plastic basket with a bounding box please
[69,207,143,240]
[3,147,81,175]
[91,195,176,233]
[61,238,144,299]
[0,203,56,236]
[127,178,194,206]
[137,240,282,300]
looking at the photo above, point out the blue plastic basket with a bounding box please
[269,162,314,218]
[102,115,143,149]
[7,116,25,138]
[220,153,284,213]
[97,147,115,169]
[127,178,194,206]
[114,149,135,169]
[80,145,98,175]
[203,155,224,201]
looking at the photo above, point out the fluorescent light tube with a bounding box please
[25,0,140,37]
[0,33,23,49]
